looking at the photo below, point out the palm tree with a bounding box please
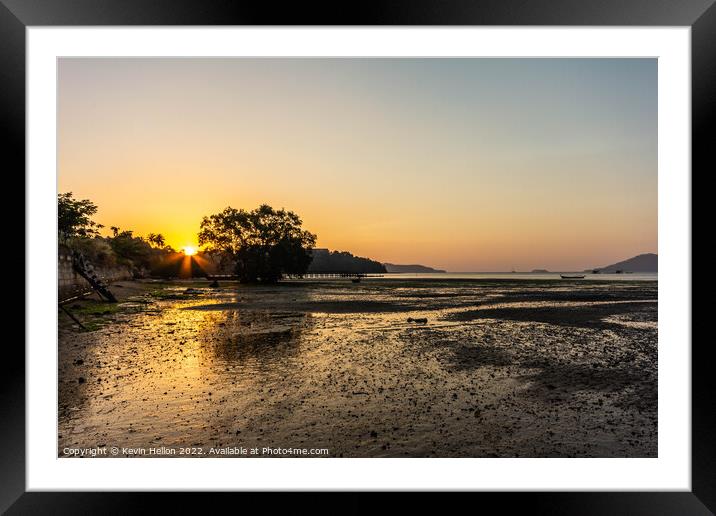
[147,233,166,248]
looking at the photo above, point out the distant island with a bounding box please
[308,249,386,273]
[586,253,657,273]
[531,269,549,273]
[383,263,446,273]
[307,250,446,274]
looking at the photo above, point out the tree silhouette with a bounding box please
[198,204,317,283]
[147,233,166,248]
[58,192,104,241]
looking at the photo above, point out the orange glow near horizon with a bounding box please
[58,58,657,272]
[179,255,193,279]
[178,252,209,278]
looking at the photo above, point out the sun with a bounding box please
[182,246,197,256]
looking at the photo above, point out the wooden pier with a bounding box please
[205,271,382,285]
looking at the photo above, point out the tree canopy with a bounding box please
[307,249,386,274]
[147,233,166,248]
[58,192,103,240]
[198,204,317,283]
[58,192,180,275]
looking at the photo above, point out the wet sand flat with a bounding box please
[58,278,657,457]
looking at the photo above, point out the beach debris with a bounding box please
[71,250,117,302]
[78,377,86,384]
[407,317,428,324]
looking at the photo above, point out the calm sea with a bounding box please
[369,272,658,281]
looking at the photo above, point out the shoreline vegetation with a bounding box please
[58,192,656,282]
[58,192,443,282]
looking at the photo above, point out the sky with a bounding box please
[58,58,657,272]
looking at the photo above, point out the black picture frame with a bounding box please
[4,1,712,513]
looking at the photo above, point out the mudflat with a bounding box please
[58,278,657,457]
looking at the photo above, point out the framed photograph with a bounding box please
[6,0,712,512]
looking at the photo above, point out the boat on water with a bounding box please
[560,274,586,279]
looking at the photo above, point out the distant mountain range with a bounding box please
[383,263,446,273]
[586,253,658,273]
